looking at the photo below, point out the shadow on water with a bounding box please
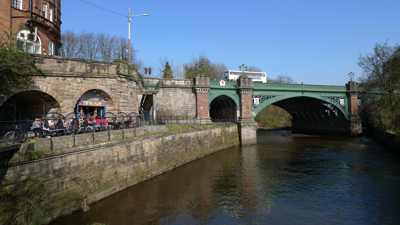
[0,148,18,185]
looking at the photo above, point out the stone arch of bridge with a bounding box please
[252,94,348,121]
[73,85,116,109]
[209,95,237,121]
[0,83,65,109]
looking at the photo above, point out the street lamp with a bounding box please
[239,64,248,76]
[128,8,148,66]
[348,71,354,82]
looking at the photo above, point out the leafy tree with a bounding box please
[0,30,39,98]
[184,54,227,80]
[163,62,173,79]
[358,41,400,131]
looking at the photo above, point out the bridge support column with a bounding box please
[238,76,257,145]
[346,81,362,136]
[194,75,211,122]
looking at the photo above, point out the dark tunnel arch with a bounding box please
[210,95,237,121]
[270,97,347,122]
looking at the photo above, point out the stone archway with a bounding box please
[0,84,67,113]
[73,85,116,105]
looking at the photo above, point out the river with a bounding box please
[51,130,400,225]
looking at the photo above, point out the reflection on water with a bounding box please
[51,130,400,225]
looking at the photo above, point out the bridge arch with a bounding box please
[73,85,116,103]
[0,84,66,120]
[252,93,348,120]
[209,95,237,121]
[0,83,65,108]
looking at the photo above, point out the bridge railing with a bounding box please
[252,83,346,92]
[141,116,237,126]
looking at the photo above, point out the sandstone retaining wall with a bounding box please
[0,126,239,224]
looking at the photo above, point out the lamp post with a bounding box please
[239,64,248,76]
[128,8,148,66]
[348,71,354,82]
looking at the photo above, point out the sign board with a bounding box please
[220,80,225,86]
[340,98,345,106]
[254,97,260,105]
[78,100,107,107]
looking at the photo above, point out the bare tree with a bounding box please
[76,31,98,60]
[173,64,185,79]
[60,30,80,58]
[97,33,116,62]
[274,75,295,84]
[358,41,400,130]
[247,66,262,72]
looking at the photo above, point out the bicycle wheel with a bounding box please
[18,133,28,143]
[4,131,15,145]
[86,126,94,133]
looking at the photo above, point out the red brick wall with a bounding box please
[196,92,209,118]
[349,94,359,115]
[1,0,61,54]
[240,93,252,117]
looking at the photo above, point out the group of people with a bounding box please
[30,115,134,137]
[31,117,66,138]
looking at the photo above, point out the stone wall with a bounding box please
[0,126,239,224]
[372,129,400,151]
[0,55,139,116]
[154,87,196,117]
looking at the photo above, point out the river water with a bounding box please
[51,130,400,225]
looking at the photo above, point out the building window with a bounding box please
[48,41,55,55]
[16,30,41,54]
[42,3,47,18]
[49,6,53,22]
[13,0,22,10]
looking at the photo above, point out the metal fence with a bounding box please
[141,116,237,126]
[0,115,237,144]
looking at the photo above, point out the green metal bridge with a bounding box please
[209,81,350,122]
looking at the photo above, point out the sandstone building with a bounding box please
[0,0,62,55]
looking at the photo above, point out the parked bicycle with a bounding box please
[4,124,28,145]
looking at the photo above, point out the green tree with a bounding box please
[0,30,39,99]
[358,41,400,131]
[163,62,173,79]
[184,54,227,80]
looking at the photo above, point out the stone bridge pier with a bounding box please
[194,75,257,145]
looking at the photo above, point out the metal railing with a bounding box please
[141,116,237,126]
[0,114,237,144]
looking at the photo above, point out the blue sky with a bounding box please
[62,0,400,85]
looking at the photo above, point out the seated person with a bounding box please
[81,118,88,128]
[40,119,50,137]
[101,117,108,126]
[112,117,119,130]
[56,118,64,129]
[48,119,55,128]
[71,118,80,134]
[126,115,132,127]
[31,118,41,137]
[95,116,101,126]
